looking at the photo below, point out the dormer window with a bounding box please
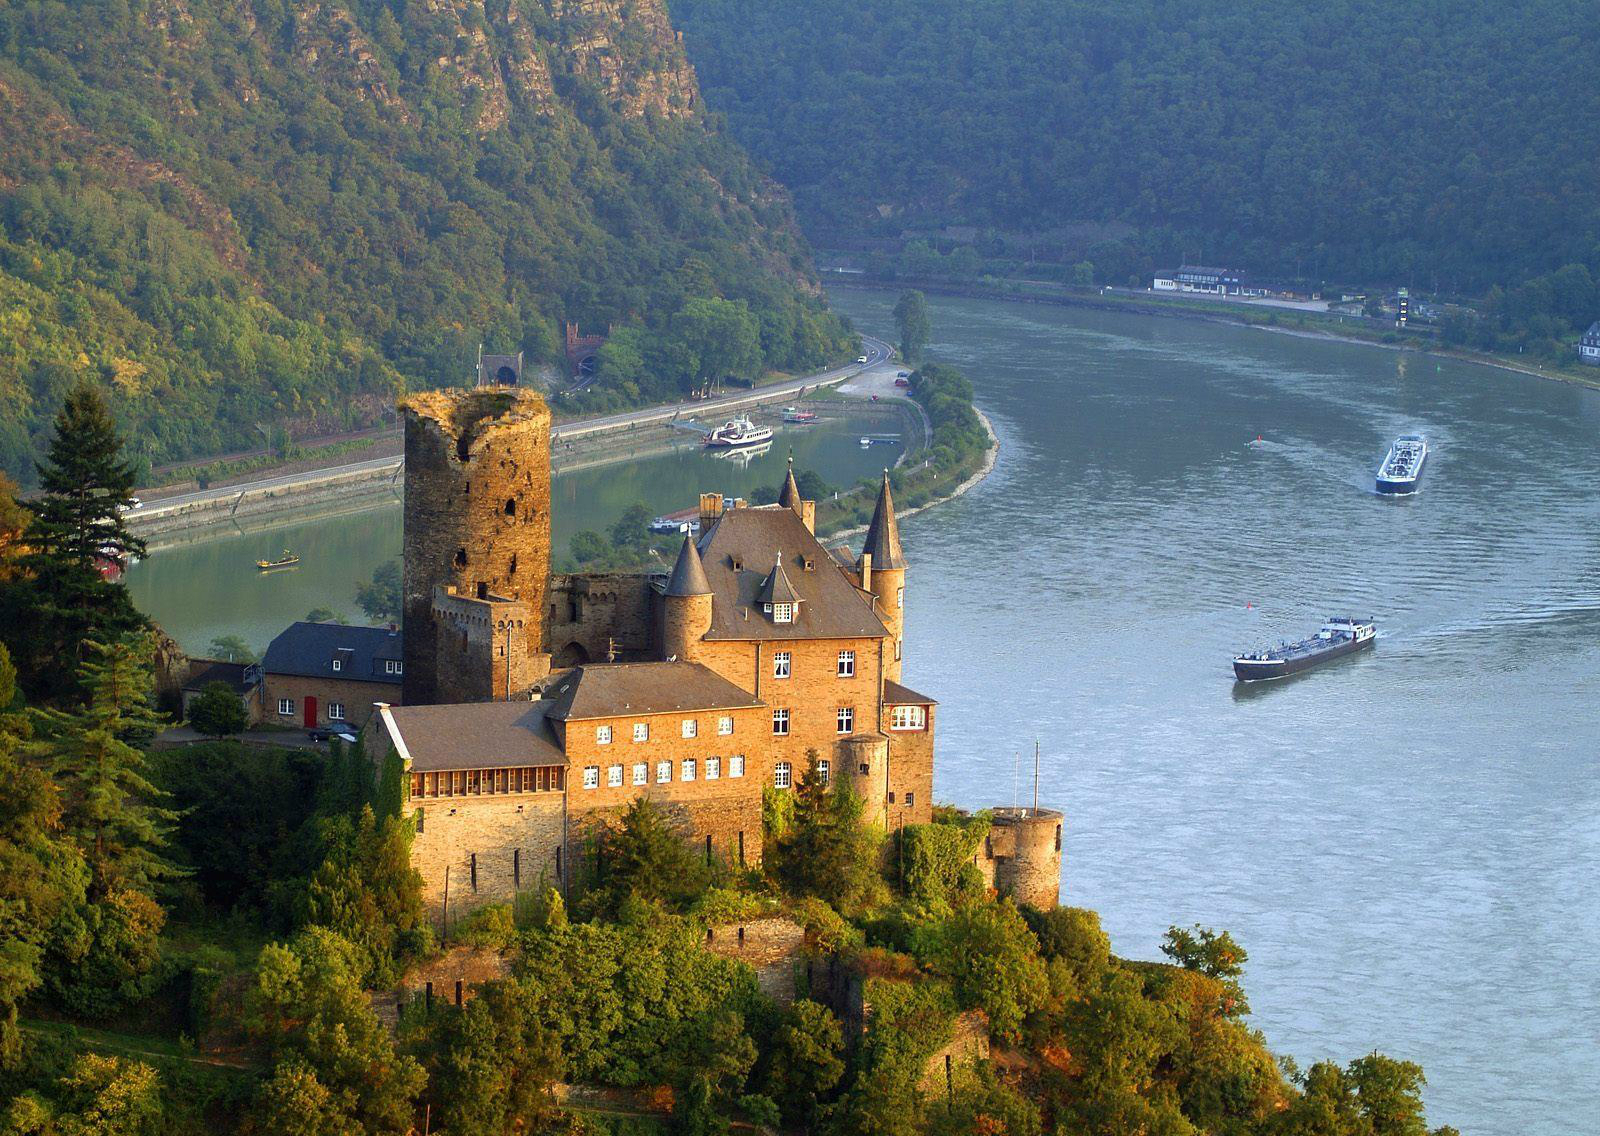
[772,602,794,623]
[331,659,342,672]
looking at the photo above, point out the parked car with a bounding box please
[308,723,359,743]
[895,378,911,388]
[896,370,910,378]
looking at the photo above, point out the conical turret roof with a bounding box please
[777,455,803,511]
[755,552,801,606]
[861,470,905,570]
[664,533,712,596]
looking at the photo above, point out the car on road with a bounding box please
[896,370,910,378]
[856,355,869,364]
[308,723,359,744]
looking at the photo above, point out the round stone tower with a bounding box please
[402,387,551,705]
[858,472,907,681]
[659,534,713,663]
[982,806,1063,910]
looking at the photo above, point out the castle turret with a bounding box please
[660,534,713,662]
[979,807,1063,910]
[777,456,816,533]
[402,387,552,704]
[859,471,907,680]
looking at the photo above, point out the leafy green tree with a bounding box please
[51,1053,164,1136]
[928,1061,1042,1136]
[609,504,654,549]
[356,561,402,625]
[672,298,763,390]
[892,290,931,362]
[248,928,425,1136]
[303,607,346,624]
[759,999,844,1125]
[34,635,177,899]
[569,530,612,566]
[667,1009,757,1135]
[206,634,257,664]
[1162,924,1249,1016]
[912,899,1048,1043]
[0,643,88,1065]
[0,384,147,702]
[420,981,564,1136]
[588,797,709,912]
[773,753,882,914]
[296,805,429,986]
[186,681,247,738]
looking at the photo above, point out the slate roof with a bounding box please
[663,533,712,596]
[777,462,803,510]
[384,700,564,772]
[884,679,938,706]
[262,622,403,684]
[860,472,906,570]
[544,661,764,721]
[754,553,801,605]
[1585,320,1600,339]
[697,506,889,641]
[182,658,258,694]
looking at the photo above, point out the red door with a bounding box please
[304,695,318,728]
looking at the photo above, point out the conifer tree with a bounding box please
[34,634,178,900]
[775,752,884,914]
[0,383,148,702]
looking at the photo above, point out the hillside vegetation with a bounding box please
[675,0,1600,298]
[0,0,849,482]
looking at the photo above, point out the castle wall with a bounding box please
[411,792,567,922]
[402,388,552,704]
[545,572,656,667]
[432,589,538,704]
[567,790,765,888]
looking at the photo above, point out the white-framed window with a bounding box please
[632,762,648,786]
[905,790,916,808]
[597,725,613,744]
[772,651,791,679]
[608,764,623,787]
[818,758,831,784]
[656,760,672,784]
[897,585,904,609]
[278,697,294,716]
[774,761,793,789]
[890,705,927,731]
[384,660,402,675]
[837,649,855,677]
[837,706,853,734]
[633,722,649,743]
[583,766,600,790]
[718,715,733,736]
[328,702,346,721]
[331,658,342,672]
[682,758,696,782]
[772,709,790,735]
[730,754,745,778]
[773,602,794,623]
[895,639,902,661]
[706,756,721,780]
[681,718,697,738]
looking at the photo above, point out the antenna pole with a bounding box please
[1033,740,1040,815]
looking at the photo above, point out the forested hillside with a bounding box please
[0,0,850,482]
[674,0,1600,295]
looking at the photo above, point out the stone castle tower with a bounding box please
[858,471,907,681]
[401,387,552,705]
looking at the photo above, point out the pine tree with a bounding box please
[34,634,178,900]
[0,383,148,703]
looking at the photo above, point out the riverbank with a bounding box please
[832,276,1600,394]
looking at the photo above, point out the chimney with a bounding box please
[699,492,724,534]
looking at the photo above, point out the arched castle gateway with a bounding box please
[376,385,1064,922]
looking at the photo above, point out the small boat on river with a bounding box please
[1376,435,1427,495]
[256,550,301,571]
[703,415,774,449]
[782,407,818,424]
[1233,617,1376,681]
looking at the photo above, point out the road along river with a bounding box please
[827,285,1600,1136]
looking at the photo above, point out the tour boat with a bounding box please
[1376,435,1427,495]
[256,550,301,571]
[702,415,774,449]
[1233,617,1376,681]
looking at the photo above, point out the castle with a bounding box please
[371,383,1062,921]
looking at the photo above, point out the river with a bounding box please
[128,288,1598,1132]
[826,285,1599,1136]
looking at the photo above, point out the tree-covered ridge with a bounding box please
[0,0,845,481]
[674,0,1600,293]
